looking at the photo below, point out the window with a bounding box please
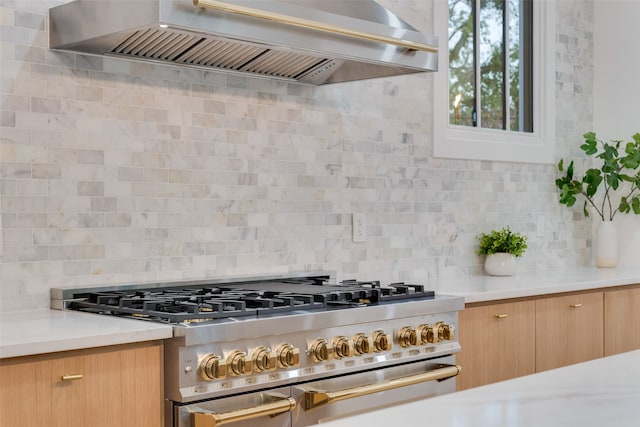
[433,0,555,164]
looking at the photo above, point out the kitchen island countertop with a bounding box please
[319,349,640,427]
[0,309,172,358]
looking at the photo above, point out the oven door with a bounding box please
[291,356,459,426]
[175,387,294,427]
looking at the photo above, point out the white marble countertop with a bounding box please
[320,349,640,427]
[2,266,639,359]
[433,266,640,303]
[0,309,173,359]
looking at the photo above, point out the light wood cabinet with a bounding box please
[458,285,640,390]
[535,291,604,372]
[0,341,163,427]
[457,300,535,390]
[605,286,640,355]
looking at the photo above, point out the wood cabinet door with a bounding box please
[535,292,604,372]
[605,287,640,356]
[456,300,535,390]
[119,341,164,427]
[0,355,53,426]
[50,352,90,427]
[50,346,130,427]
[0,341,163,427]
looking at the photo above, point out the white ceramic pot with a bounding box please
[484,253,516,276]
[596,220,618,268]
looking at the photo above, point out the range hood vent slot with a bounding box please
[113,29,202,61]
[110,28,332,80]
[49,0,438,85]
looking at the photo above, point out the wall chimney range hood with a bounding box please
[48,0,438,85]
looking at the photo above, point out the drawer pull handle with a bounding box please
[570,304,583,308]
[303,364,461,410]
[191,396,296,426]
[494,314,508,319]
[61,374,83,381]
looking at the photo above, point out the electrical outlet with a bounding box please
[352,213,366,242]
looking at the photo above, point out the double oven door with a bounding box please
[174,355,458,427]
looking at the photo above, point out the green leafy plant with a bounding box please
[556,132,640,220]
[476,227,528,257]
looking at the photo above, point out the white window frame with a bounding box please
[433,0,555,164]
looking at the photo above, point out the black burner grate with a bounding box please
[69,278,434,324]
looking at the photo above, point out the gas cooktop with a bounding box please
[51,273,464,406]
[63,276,435,325]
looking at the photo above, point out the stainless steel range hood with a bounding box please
[48,0,438,84]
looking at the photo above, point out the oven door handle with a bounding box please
[304,364,461,410]
[191,396,297,427]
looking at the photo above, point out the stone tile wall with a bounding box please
[0,0,594,311]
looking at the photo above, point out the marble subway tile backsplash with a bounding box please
[0,0,593,311]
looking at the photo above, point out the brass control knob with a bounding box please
[252,346,276,372]
[371,330,392,352]
[309,338,334,362]
[397,326,418,348]
[436,322,455,341]
[199,354,227,381]
[417,323,435,344]
[332,336,353,359]
[276,343,300,368]
[227,350,253,376]
[352,333,373,356]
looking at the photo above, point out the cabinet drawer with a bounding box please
[605,287,640,355]
[457,300,535,390]
[535,292,603,372]
[0,341,163,427]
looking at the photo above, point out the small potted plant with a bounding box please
[555,132,640,267]
[476,227,528,276]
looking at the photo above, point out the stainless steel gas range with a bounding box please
[51,273,463,427]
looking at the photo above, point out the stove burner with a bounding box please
[340,280,427,300]
[68,277,435,324]
[72,291,259,323]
